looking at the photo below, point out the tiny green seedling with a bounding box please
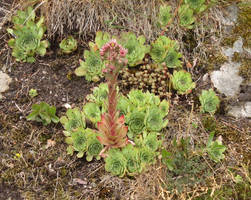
[29,88,38,98]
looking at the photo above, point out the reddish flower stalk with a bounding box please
[97,39,129,155]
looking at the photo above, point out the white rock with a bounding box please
[228,102,251,118]
[211,62,243,97]
[0,71,12,99]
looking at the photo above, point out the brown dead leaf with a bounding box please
[46,139,56,149]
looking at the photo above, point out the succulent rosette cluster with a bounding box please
[150,36,182,68]
[61,40,166,177]
[60,108,103,160]
[7,6,49,63]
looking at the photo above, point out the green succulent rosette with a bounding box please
[199,89,220,114]
[68,128,88,158]
[145,106,168,132]
[150,36,180,66]
[164,49,182,68]
[83,102,101,125]
[117,95,131,116]
[60,108,86,136]
[126,111,146,139]
[89,31,111,51]
[185,0,207,13]
[59,36,77,54]
[75,50,105,82]
[171,70,196,95]
[86,83,108,112]
[159,99,169,117]
[119,32,150,67]
[26,102,59,126]
[105,149,127,177]
[86,132,103,161]
[139,146,156,164]
[127,89,146,108]
[157,5,172,29]
[8,17,49,63]
[122,144,142,176]
[150,36,174,64]
[178,5,195,29]
[143,132,161,152]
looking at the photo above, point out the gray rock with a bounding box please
[211,62,243,97]
[228,102,251,118]
[222,37,243,59]
[0,71,12,99]
[220,4,238,26]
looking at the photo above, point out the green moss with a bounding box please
[221,3,251,49]
[206,53,228,71]
[202,115,216,132]
[239,58,251,84]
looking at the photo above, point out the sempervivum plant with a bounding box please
[75,50,105,82]
[60,108,86,136]
[157,4,172,29]
[127,89,147,107]
[65,127,88,158]
[199,89,220,114]
[105,148,127,177]
[142,132,162,152]
[171,70,196,95]
[7,15,49,63]
[86,83,108,112]
[126,111,146,139]
[119,32,150,67]
[145,106,168,132]
[89,31,111,52]
[164,49,182,68]
[97,39,130,154]
[83,102,101,125]
[122,144,142,176]
[178,5,195,29]
[86,133,103,161]
[150,36,182,68]
[139,146,156,165]
[59,36,77,54]
[150,36,177,64]
[184,0,207,13]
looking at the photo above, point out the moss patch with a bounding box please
[221,3,251,48]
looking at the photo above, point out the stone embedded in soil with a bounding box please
[211,62,243,97]
[228,102,251,118]
[219,4,238,32]
[222,37,243,60]
[0,71,12,99]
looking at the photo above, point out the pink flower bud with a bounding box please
[119,48,127,57]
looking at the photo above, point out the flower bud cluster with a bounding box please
[100,39,128,73]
